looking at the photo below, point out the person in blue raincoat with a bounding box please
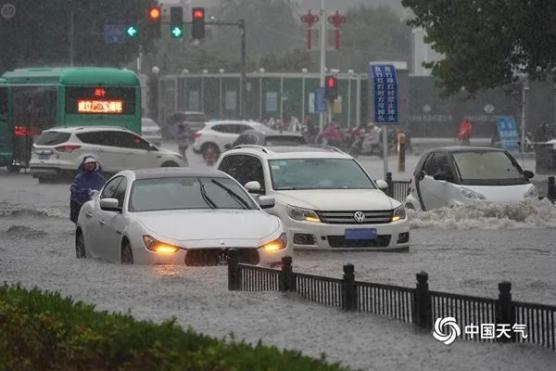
[70,156,106,223]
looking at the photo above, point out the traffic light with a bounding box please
[126,24,139,39]
[170,6,184,38]
[147,5,161,37]
[325,76,338,101]
[192,7,205,39]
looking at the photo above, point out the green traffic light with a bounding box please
[170,26,183,38]
[127,25,138,38]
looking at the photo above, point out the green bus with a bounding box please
[0,67,141,170]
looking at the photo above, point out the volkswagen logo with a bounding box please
[353,211,366,223]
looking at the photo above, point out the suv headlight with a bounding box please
[287,206,320,223]
[391,205,406,222]
[523,186,538,199]
[460,187,486,200]
[260,232,288,253]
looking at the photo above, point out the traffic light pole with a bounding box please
[204,20,247,119]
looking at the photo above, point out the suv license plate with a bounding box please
[38,154,51,160]
[345,228,377,240]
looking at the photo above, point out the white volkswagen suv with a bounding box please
[216,145,410,251]
[30,126,185,181]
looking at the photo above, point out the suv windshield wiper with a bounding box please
[211,179,250,209]
[199,182,218,209]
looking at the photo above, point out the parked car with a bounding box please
[141,118,162,146]
[162,111,207,139]
[217,145,409,251]
[404,146,538,211]
[192,120,267,159]
[30,126,185,182]
[232,129,306,148]
[75,168,288,266]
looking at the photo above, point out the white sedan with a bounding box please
[76,168,289,265]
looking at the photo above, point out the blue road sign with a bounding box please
[314,87,326,113]
[496,116,519,151]
[369,64,398,124]
[104,24,127,44]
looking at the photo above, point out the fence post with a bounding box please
[342,264,357,311]
[386,172,393,197]
[548,176,555,202]
[496,281,515,343]
[280,256,294,292]
[227,249,240,291]
[414,271,432,329]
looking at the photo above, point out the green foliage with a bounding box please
[0,284,348,371]
[402,0,556,95]
[0,0,155,73]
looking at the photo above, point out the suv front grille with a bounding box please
[317,210,393,224]
[327,235,391,248]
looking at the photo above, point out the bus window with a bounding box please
[0,88,7,115]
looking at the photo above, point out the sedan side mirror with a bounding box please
[258,195,275,209]
[99,198,121,212]
[416,170,425,181]
[375,179,388,190]
[523,170,534,179]
[149,143,158,151]
[244,181,262,194]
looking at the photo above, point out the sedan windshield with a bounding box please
[269,158,375,190]
[129,177,257,212]
[452,151,527,185]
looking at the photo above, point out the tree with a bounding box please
[402,0,556,95]
[0,0,156,73]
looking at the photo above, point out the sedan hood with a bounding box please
[276,189,397,210]
[134,209,281,247]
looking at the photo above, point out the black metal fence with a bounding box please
[228,253,556,350]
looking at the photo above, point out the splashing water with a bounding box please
[409,199,556,230]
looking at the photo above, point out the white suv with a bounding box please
[30,126,186,181]
[216,145,410,251]
[192,120,269,159]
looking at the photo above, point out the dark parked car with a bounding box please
[232,129,306,148]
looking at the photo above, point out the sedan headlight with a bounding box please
[259,232,287,253]
[143,235,181,255]
[460,187,486,200]
[523,186,538,199]
[391,205,406,222]
[287,205,321,223]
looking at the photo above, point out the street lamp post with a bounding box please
[259,68,265,119]
[219,69,225,118]
[347,69,354,129]
[520,77,529,153]
[301,68,308,120]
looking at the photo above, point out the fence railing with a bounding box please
[228,252,556,350]
[385,172,410,203]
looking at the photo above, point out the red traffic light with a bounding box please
[148,6,161,21]
[326,76,337,88]
[193,8,205,20]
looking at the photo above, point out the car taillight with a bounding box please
[194,131,202,140]
[55,144,81,153]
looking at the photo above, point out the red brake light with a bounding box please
[55,144,81,153]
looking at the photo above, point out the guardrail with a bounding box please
[228,253,555,350]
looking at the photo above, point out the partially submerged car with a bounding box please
[405,147,537,211]
[76,168,288,266]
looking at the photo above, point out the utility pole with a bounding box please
[239,19,246,119]
[68,7,75,66]
[319,0,327,132]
